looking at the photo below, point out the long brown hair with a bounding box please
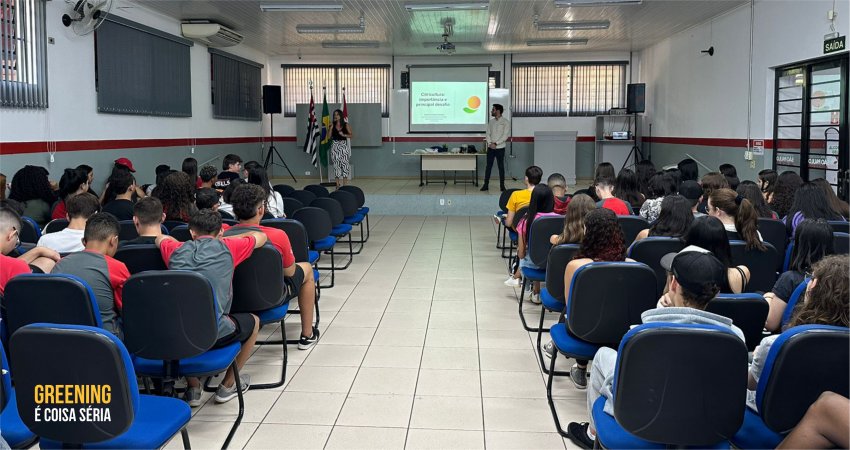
[555,194,595,244]
[709,188,766,251]
[812,178,850,219]
[787,255,849,329]
[576,208,626,261]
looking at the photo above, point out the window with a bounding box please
[1,0,48,108]
[95,15,193,117]
[282,64,390,117]
[210,49,263,121]
[511,62,627,117]
[489,71,500,89]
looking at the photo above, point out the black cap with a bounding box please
[661,246,726,294]
[679,180,703,200]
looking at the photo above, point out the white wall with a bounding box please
[0,0,269,144]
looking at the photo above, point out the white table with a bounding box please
[403,153,487,186]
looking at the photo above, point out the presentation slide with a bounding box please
[408,65,491,133]
[410,81,488,127]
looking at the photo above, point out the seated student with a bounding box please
[639,172,677,222]
[697,171,729,214]
[633,195,693,243]
[736,181,778,219]
[550,194,595,245]
[505,165,543,225]
[614,168,645,211]
[199,165,218,190]
[52,167,90,220]
[764,219,834,332]
[51,213,129,339]
[675,216,750,294]
[720,163,740,190]
[101,170,137,221]
[594,176,633,215]
[547,173,571,215]
[227,184,319,348]
[0,206,60,293]
[145,165,172,197]
[574,162,616,202]
[217,178,244,218]
[8,165,57,227]
[707,188,766,250]
[196,187,223,212]
[507,185,559,299]
[155,209,266,406]
[783,182,846,237]
[748,254,848,412]
[120,197,165,246]
[36,192,100,254]
[566,249,745,449]
[678,180,706,218]
[776,391,850,450]
[214,154,243,190]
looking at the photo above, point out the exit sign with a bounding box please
[824,36,845,54]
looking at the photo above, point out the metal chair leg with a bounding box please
[519,277,546,332]
[251,322,289,390]
[221,362,245,450]
[546,351,569,438]
[181,427,191,450]
[537,306,569,376]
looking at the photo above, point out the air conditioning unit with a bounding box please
[181,21,243,47]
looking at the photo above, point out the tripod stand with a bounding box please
[621,112,645,171]
[263,112,297,182]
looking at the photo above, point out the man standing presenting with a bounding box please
[481,104,510,192]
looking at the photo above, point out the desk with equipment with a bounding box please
[402,149,487,186]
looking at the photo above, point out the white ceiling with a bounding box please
[132,0,747,56]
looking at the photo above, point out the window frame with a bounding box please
[1,0,48,109]
[209,48,264,121]
[281,64,390,117]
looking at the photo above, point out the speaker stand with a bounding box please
[621,113,644,171]
[263,113,297,183]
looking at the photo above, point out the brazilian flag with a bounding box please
[319,91,331,167]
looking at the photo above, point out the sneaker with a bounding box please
[298,326,320,350]
[542,340,555,359]
[504,276,520,287]
[500,185,507,192]
[567,422,596,449]
[480,185,489,191]
[214,374,250,404]
[183,386,202,408]
[570,363,588,390]
[529,292,542,304]
[493,214,502,226]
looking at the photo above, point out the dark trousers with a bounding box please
[483,147,506,188]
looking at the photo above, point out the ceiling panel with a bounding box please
[131,0,747,56]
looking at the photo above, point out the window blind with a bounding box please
[210,48,263,121]
[1,0,48,108]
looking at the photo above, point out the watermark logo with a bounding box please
[33,384,113,423]
[463,96,481,114]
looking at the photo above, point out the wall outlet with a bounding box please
[439,198,445,206]
[750,160,756,169]
[447,199,452,206]
[305,171,311,175]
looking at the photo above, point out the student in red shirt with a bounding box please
[226,184,319,349]
[594,176,634,216]
[51,213,130,339]
[0,206,60,294]
[156,209,266,406]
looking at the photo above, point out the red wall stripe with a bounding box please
[643,136,775,149]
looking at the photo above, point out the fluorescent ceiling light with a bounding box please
[260,2,343,11]
[422,41,481,47]
[536,20,609,30]
[526,38,588,46]
[322,41,380,48]
[296,24,364,33]
[554,0,641,6]
[405,2,489,11]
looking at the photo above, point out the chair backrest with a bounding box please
[11,324,137,444]
[121,271,218,361]
[3,274,102,342]
[544,244,581,303]
[827,220,849,234]
[222,218,238,226]
[290,190,317,206]
[339,185,366,208]
[566,262,657,345]
[162,220,187,232]
[311,197,344,226]
[757,325,850,433]
[782,241,795,272]
[498,188,519,212]
[612,323,748,446]
[282,197,304,218]
[758,218,787,269]
[117,220,168,241]
[43,218,69,234]
[729,240,779,293]
[329,190,359,217]
[707,293,770,351]
[113,244,168,274]
[617,215,649,247]
[628,237,686,297]
[230,245,288,312]
[304,184,331,198]
[834,232,849,254]
[527,216,565,267]
[0,338,10,410]
[19,216,41,243]
[273,184,296,198]
[780,278,810,329]
[292,207,332,244]
[168,224,192,242]
[261,218,310,262]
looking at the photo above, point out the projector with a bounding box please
[437,41,456,54]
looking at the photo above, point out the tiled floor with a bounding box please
[164,215,589,449]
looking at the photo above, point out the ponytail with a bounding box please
[735,196,766,251]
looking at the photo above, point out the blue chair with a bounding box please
[617,215,649,247]
[730,240,779,293]
[294,207,339,289]
[168,224,192,242]
[0,338,37,449]
[281,197,304,219]
[330,190,366,253]
[19,216,41,244]
[628,236,685,297]
[289,189,317,207]
[593,323,748,448]
[781,241,794,272]
[545,262,657,437]
[43,219,69,234]
[518,216,563,332]
[731,325,849,449]
[535,243,580,374]
[827,220,849,234]
[114,244,168,274]
[779,279,810,330]
[758,218,787,270]
[117,220,168,242]
[122,271,244,449]
[707,293,769,351]
[494,188,519,250]
[834,232,849,254]
[10,323,191,449]
[161,220,187,232]
[304,184,330,198]
[502,207,528,274]
[340,185,371,243]
[272,184,295,198]
[261,218,322,309]
[312,197,355,262]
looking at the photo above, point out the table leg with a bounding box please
[419,156,424,187]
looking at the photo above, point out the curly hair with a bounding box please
[9,165,57,204]
[787,254,849,329]
[555,194,595,244]
[154,171,197,222]
[576,208,626,262]
[769,171,803,218]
